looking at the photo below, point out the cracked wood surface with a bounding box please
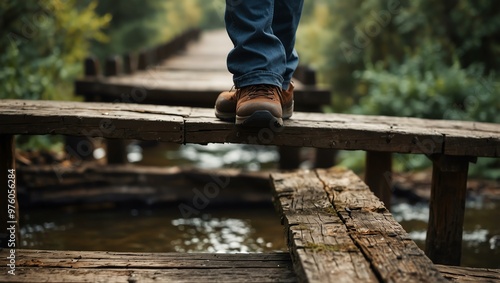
[271,168,447,283]
[0,250,297,282]
[1,99,499,157]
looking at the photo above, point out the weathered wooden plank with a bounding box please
[184,109,500,157]
[75,78,332,108]
[1,100,499,157]
[436,264,500,283]
[271,170,378,283]
[17,165,273,206]
[278,146,301,169]
[0,250,296,282]
[0,100,186,143]
[1,267,296,283]
[12,250,294,268]
[316,167,447,282]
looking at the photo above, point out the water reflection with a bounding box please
[171,216,274,253]
[21,142,500,268]
[138,143,279,170]
[392,200,500,268]
[20,205,287,254]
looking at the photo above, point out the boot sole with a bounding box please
[214,108,236,121]
[218,101,294,122]
[236,110,283,128]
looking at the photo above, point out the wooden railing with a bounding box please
[84,28,201,78]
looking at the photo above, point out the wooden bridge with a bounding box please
[1,29,500,282]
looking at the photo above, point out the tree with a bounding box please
[296,0,500,118]
[0,0,110,100]
[89,0,202,60]
[296,0,500,176]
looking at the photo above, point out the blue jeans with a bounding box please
[225,0,304,90]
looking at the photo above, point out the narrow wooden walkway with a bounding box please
[75,29,331,110]
[1,99,498,156]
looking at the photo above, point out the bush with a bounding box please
[296,1,500,178]
[352,44,499,123]
[0,0,110,100]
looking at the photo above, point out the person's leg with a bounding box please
[225,0,285,88]
[272,0,304,90]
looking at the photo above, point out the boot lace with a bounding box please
[244,85,279,99]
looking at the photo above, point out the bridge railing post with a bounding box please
[365,151,392,210]
[425,154,475,265]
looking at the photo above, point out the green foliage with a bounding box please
[90,0,203,60]
[197,0,225,30]
[297,1,500,178]
[16,135,64,153]
[297,0,500,114]
[0,0,110,100]
[352,45,500,123]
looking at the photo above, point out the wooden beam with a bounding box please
[365,151,392,209]
[106,139,128,164]
[0,135,18,248]
[316,168,447,282]
[104,56,121,77]
[123,53,137,74]
[1,100,499,158]
[271,170,378,282]
[271,168,447,282]
[75,79,331,109]
[138,51,148,70]
[278,146,301,169]
[0,250,296,282]
[314,148,336,168]
[425,155,473,265]
[84,56,100,77]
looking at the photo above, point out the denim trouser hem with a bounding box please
[233,71,284,89]
[225,0,303,91]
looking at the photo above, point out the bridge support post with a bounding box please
[278,146,301,169]
[425,155,474,265]
[365,151,392,210]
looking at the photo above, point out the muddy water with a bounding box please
[20,143,500,268]
[392,198,500,268]
[20,204,287,253]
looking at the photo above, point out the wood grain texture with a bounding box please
[1,99,499,157]
[316,168,447,283]
[271,170,378,283]
[0,249,495,283]
[426,156,469,265]
[271,168,448,282]
[436,264,500,283]
[0,250,297,282]
[17,165,273,206]
[0,100,186,143]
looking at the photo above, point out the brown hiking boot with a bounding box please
[235,84,283,127]
[214,89,237,121]
[214,82,294,121]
